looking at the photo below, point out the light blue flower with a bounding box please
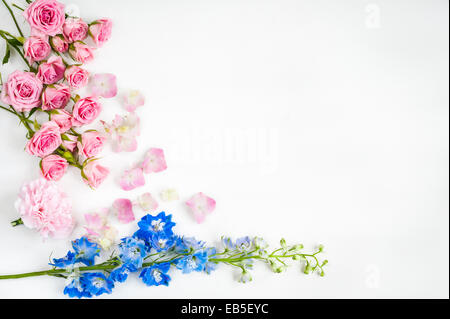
[118,237,148,271]
[109,264,133,283]
[175,236,205,254]
[140,263,171,286]
[176,251,208,274]
[72,237,101,266]
[64,276,91,299]
[149,233,175,252]
[136,212,176,237]
[81,273,114,296]
[221,236,235,250]
[236,236,253,252]
[204,247,218,275]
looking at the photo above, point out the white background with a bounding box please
[0,0,448,299]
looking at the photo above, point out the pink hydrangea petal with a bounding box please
[142,148,167,174]
[90,73,117,98]
[112,199,135,224]
[123,90,145,112]
[119,167,146,191]
[186,192,216,224]
[137,193,159,211]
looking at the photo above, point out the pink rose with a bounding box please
[72,97,102,127]
[69,42,94,63]
[64,66,89,89]
[26,121,62,158]
[63,18,88,42]
[23,0,66,36]
[23,36,51,64]
[41,155,68,181]
[78,131,106,158]
[50,35,69,52]
[82,161,109,189]
[50,109,72,133]
[1,71,43,112]
[42,84,71,111]
[62,133,78,152]
[37,56,66,85]
[89,19,113,47]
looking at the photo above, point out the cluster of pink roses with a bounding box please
[0,0,113,189]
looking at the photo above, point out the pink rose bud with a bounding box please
[62,133,78,152]
[23,36,51,64]
[23,0,66,36]
[89,19,113,47]
[78,131,106,158]
[64,65,89,89]
[40,155,69,182]
[37,56,66,85]
[26,121,62,158]
[50,109,73,133]
[50,35,69,53]
[82,161,109,189]
[72,97,102,127]
[63,18,89,43]
[1,71,43,112]
[42,84,71,111]
[69,41,94,64]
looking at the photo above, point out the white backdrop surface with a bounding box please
[0,0,448,299]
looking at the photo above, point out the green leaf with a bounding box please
[2,44,10,65]
[6,38,22,47]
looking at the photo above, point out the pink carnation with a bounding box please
[15,178,74,239]
[89,19,113,47]
[37,56,66,85]
[42,84,71,111]
[63,18,88,43]
[23,0,66,36]
[1,71,43,112]
[26,121,62,158]
[40,155,68,182]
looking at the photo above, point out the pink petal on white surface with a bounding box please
[112,198,135,224]
[123,90,145,112]
[90,73,118,98]
[119,167,146,191]
[142,148,167,174]
[186,192,216,224]
[136,193,159,212]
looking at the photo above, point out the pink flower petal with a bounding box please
[112,198,135,224]
[142,148,167,174]
[90,73,117,98]
[185,192,216,224]
[119,167,146,191]
[123,90,145,112]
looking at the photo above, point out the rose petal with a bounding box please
[142,148,167,174]
[90,73,117,98]
[136,193,159,211]
[123,90,145,112]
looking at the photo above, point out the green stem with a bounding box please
[12,3,24,11]
[11,218,23,227]
[1,0,24,37]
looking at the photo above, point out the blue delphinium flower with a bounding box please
[236,236,253,252]
[175,236,205,254]
[72,237,101,266]
[140,263,171,287]
[176,250,208,274]
[135,212,176,239]
[150,233,175,252]
[81,273,114,297]
[64,276,91,299]
[109,264,134,283]
[222,236,235,250]
[118,237,148,271]
[50,251,76,268]
[204,247,218,275]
